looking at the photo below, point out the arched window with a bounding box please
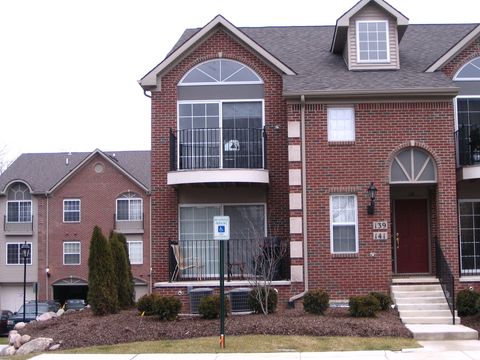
[179,59,262,85]
[455,57,480,80]
[116,192,142,221]
[6,182,32,222]
[390,148,436,183]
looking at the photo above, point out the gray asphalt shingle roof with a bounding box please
[0,151,151,194]
[170,23,478,94]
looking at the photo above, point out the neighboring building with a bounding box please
[138,0,480,312]
[0,150,151,311]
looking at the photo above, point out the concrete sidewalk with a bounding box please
[17,340,480,360]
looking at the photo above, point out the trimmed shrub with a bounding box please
[137,294,158,316]
[153,296,182,321]
[303,289,330,315]
[349,295,380,317]
[110,232,135,310]
[369,292,392,311]
[457,289,480,316]
[198,295,230,319]
[248,288,278,314]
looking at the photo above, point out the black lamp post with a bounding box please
[20,242,30,323]
[367,182,378,215]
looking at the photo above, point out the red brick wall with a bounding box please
[293,101,458,298]
[150,28,289,284]
[441,37,480,78]
[42,154,151,300]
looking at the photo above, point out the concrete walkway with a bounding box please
[13,340,480,360]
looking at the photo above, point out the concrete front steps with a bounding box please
[392,276,478,340]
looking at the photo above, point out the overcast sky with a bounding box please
[0,0,478,164]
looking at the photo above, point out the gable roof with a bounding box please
[0,150,151,195]
[139,15,295,89]
[331,0,409,54]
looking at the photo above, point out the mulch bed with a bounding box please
[459,314,480,332]
[20,307,412,350]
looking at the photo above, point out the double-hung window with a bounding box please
[327,108,355,142]
[116,193,143,221]
[6,183,32,223]
[63,199,80,222]
[357,20,389,62]
[63,241,81,265]
[6,243,32,265]
[330,195,358,253]
[127,241,143,265]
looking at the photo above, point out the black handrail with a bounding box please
[435,238,456,324]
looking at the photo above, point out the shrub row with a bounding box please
[349,292,392,317]
[457,288,480,316]
[136,294,182,320]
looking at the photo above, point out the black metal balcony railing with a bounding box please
[435,238,456,325]
[168,238,289,282]
[113,213,144,234]
[170,127,267,171]
[4,215,34,234]
[456,124,480,166]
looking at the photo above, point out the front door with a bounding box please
[394,199,429,273]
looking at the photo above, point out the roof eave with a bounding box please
[139,15,296,90]
[283,87,459,99]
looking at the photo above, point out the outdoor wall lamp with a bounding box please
[46,266,51,278]
[20,242,31,323]
[367,182,377,215]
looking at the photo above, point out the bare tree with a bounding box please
[0,145,10,175]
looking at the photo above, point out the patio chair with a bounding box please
[170,244,203,281]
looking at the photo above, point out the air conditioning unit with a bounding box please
[189,287,213,314]
[229,288,252,313]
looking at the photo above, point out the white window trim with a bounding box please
[63,199,81,223]
[116,198,143,221]
[458,199,480,274]
[6,200,32,223]
[6,242,32,266]
[327,107,355,142]
[454,57,480,81]
[329,195,359,254]
[356,20,390,63]
[63,241,81,265]
[127,240,143,265]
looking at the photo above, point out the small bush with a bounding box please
[303,289,330,315]
[153,296,182,321]
[369,292,392,311]
[457,289,480,316]
[349,295,380,317]
[136,294,158,316]
[198,295,230,319]
[248,288,278,314]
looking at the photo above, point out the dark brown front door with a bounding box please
[395,199,429,273]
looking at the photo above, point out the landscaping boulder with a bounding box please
[37,312,53,322]
[0,345,16,356]
[13,335,22,349]
[57,308,65,317]
[16,337,54,355]
[8,331,20,346]
[49,344,61,351]
[14,322,25,330]
[20,334,31,345]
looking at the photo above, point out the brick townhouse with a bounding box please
[0,150,151,312]
[138,0,480,317]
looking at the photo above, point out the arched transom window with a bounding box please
[455,57,480,81]
[390,148,437,183]
[6,182,32,222]
[179,59,262,85]
[116,192,142,221]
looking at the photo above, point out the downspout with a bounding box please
[45,193,49,300]
[289,95,309,303]
[149,195,152,294]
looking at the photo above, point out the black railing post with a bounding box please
[263,127,267,169]
[170,128,177,171]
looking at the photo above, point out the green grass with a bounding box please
[63,335,419,354]
[0,337,7,345]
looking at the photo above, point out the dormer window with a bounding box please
[356,20,389,63]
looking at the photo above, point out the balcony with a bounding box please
[456,125,480,180]
[168,128,269,185]
[168,238,289,282]
[114,214,144,234]
[3,215,34,236]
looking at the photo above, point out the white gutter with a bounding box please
[289,95,309,304]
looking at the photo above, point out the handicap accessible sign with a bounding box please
[213,216,230,241]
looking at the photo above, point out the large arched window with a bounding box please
[6,182,32,222]
[390,148,437,183]
[175,59,265,171]
[116,192,142,221]
[454,57,480,81]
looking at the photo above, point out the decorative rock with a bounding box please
[20,334,31,344]
[16,337,54,355]
[49,344,61,351]
[14,322,25,330]
[13,335,22,349]
[37,312,53,322]
[8,332,20,346]
[56,308,65,317]
[0,345,16,356]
